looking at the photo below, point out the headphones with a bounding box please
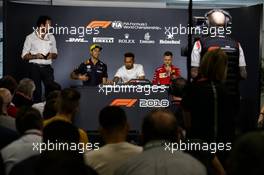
[205,9,232,28]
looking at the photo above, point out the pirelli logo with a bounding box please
[110,99,137,107]
[87,21,112,28]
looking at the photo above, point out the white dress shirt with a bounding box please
[1,129,42,175]
[114,64,145,83]
[85,142,142,175]
[21,31,57,65]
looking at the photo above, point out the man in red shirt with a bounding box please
[152,51,181,85]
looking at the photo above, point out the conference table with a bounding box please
[73,85,170,132]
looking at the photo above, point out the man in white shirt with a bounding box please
[21,16,58,103]
[1,107,43,175]
[115,109,206,175]
[113,52,145,84]
[84,106,142,175]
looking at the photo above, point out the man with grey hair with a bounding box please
[115,109,206,175]
[0,88,16,130]
[12,78,35,108]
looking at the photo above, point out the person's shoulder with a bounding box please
[117,65,126,71]
[83,59,90,65]
[135,64,144,71]
[25,32,35,40]
[135,64,143,68]
[99,60,107,66]
[0,114,15,121]
[9,155,40,175]
[48,34,56,39]
[172,65,180,69]
[174,151,207,172]
[84,144,109,163]
[123,142,143,152]
[1,134,27,156]
[114,150,143,175]
[155,65,164,71]
[43,115,66,127]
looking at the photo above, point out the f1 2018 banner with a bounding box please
[5,2,262,130]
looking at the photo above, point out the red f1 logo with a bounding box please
[110,99,137,107]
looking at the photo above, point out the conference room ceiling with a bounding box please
[7,0,264,8]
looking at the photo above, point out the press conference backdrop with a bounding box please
[5,2,262,131]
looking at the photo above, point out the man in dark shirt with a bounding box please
[70,44,108,86]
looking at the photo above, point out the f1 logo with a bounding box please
[110,99,137,107]
[87,21,112,28]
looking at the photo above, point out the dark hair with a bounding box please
[142,108,178,144]
[230,131,264,175]
[36,151,98,175]
[58,88,80,114]
[169,77,187,97]
[45,81,61,99]
[43,91,60,120]
[43,99,58,120]
[0,96,3,115]
[164,51,173,57]
[0,75,18,95]
[124,52,135,60]
[37,16,51,27]
[15,107,43,134]
[46,90,61,101]
[99,106,127,132]
[200,49,228,81]
[43,120,80,144]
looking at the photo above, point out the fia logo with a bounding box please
[112,21,123,29]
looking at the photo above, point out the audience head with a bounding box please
[208,10,226,27]
[99,106,128,142]
[0,88,12,114]
[37,150,96,175]
[0,75,18,95]
[39,121,95,175]
[45,81,61,99]
[169,77,187,97]
[15,107,43,135]
[142,108,178,145]
[43,98,58,120]
[16,78,36,99]
[57,88,80,116]
[229,131,264,175]
[43,90,61,120]
[43,120,80,144]
[200,49,228,81]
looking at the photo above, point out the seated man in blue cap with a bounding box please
[71,44,108,86]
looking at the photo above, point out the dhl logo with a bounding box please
[110,99,137,107]
[87,21,112,28]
